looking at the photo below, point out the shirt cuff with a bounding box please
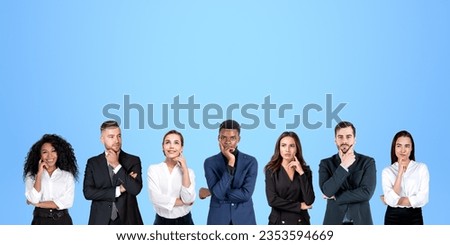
[112,164,122,174]
[340,164,349,172]
[115,186,121,197]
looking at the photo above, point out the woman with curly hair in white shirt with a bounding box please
[23,134,78,225]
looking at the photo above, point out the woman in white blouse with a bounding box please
[147,130,196,225]
[381,130,429,225]
[23,134,78,225]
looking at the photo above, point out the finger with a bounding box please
[106,150,113,157]
[347,144,354,154]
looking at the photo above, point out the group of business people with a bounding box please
[23,119,429,225]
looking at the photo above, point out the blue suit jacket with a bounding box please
[204,150,258,225]
[319,152,376,225]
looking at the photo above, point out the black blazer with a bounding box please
[265,165,315,225]
[83,150,144,225]
[318,152,376,225]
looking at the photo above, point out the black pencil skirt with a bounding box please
[154,212,194,225]
[384,206,423,225]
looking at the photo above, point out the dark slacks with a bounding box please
[384,206,423,225]
[154,212,194,225]
[32,207,73,225]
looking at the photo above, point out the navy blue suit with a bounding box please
[204,150,258,225]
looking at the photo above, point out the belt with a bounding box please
[33,208,68,220]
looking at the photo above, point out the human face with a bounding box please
[101,126,122,153]
[163,133,183,159]
[395,136,412,163]
[280,136,296,163]
[218,129,240,151]
[40,143,57,168]
[335,126,355,154]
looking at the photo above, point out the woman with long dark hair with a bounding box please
[264,131,315,225]
[381,130,429,225]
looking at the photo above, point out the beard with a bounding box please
[108,144,121,153]
[339,144,351,154]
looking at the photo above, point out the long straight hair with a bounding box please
[390,130,415,164]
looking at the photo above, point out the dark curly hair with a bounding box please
[23,134,79,181]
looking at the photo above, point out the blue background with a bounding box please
[1,0,449,225]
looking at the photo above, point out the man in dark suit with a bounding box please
[83,120,143,225]
[204,119,258,225]
[319,121,376,225]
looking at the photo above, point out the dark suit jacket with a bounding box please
[319,152,376,225]
[265,166,315,225]
[204,150,258,225]
[83,150,144,225]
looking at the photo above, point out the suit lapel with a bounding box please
[119,151,128,172]
[232,152,244,187]
[98,153,113,187]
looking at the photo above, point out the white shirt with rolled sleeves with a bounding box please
[25,168,75,210]
[147,162,196,219]
[382,160,429,208]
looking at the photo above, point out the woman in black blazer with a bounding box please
[264,131,315,225]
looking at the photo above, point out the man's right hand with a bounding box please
[339,145,355,169]
[219,142,236,167]
[106,149,120,167]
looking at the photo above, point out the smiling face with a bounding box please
[335,126,356,154]
[101,126,122,153]
[280,136,297,163]
[40,142,58,168]
[163,133,183,159]
[395,136,412,163]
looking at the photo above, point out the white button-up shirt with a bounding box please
[382,160,429,208]
[147,162,196,219]
[25,168,75,210]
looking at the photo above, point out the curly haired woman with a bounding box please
[23,134,78,225]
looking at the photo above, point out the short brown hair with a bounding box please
[100,120,120,132]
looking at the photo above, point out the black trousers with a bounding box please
[384,206,423,225]
[154,212,194,225]
[32,207,73,225]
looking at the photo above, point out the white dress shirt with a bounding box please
[147,162,196,219]
[382,160,429,208]
[25,168,75,210]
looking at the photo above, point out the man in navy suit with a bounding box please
[204,119,258,225]
[83,120,144,225]
[319,121,376,225]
